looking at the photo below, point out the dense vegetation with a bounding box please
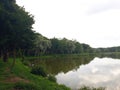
[0,58,70,90]
[0,0,94,90]
[0,0,120,61]
[0,0,36,62]
[94,46,120,53]
[0,0,93,62]
[0,0,120,90]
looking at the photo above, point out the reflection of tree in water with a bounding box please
[29,55,95,75]
[96,53,120,59]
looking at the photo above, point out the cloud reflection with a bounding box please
[56,57,120,90]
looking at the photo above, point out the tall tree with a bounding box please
[0,0,35,62]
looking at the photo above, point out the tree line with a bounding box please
[0,0,120,62]
[32,36,93,55]
[94,46,120,53]
[0,0,93,62]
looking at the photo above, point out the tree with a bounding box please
[0,0,35,62]
[60,38,75,54]
[74,41,83,53]
[34,34,51,56]
[50,38,76,54]
[49,38,60,54]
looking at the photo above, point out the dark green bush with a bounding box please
[48,75,56,82]
[31,66,47,77]
[79,86,105,90]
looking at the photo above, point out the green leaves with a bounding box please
[0,1,35,51]
[0,0,36,62]
[34,34,51,55]
[49,38,93,54]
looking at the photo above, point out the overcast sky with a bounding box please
[16,0,120,48]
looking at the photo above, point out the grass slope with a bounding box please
[0,58,70,90]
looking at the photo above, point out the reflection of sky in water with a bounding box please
[56,57,120,90]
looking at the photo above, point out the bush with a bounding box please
[48,75,57,82]
[79,86,105,90]
[14,82,38,90]
[31,66,47,77]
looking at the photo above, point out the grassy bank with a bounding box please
[0,54,106,90]
[0,58,70,90]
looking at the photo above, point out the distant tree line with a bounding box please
[47,38,93,54]
[31,36,94,55]
[94,46,120,53]
[26,34,94,56]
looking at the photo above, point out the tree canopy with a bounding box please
[0,0,35,61]
[2,0,119,61]
[48,38,93,54]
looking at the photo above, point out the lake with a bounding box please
[30,54,120,90]
[56,57,120,90]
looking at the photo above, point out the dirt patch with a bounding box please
[5,76,30,83]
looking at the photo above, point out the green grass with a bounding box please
[0,55,106,90]
[0,58,70,90]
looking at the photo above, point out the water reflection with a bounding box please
[56,57,120,90]
[29,55,94,74]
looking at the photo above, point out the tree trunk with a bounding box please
[11,50,16,70]
[3,50,9,62]
[21,50,25,62]
[0,51,3,60]
[18,49,25,62]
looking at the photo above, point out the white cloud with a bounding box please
[56,57,120,90]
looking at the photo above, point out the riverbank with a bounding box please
[0,54,109,90]
[0,58,70,90]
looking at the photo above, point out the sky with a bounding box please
[16,0,120,48]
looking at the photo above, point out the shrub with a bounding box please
[31,66,47,77]
[48,75,57,82]
[79,86,105,90]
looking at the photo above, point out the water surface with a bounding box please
[56,57,120,90]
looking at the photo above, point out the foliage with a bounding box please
[33,33,51,56]
[1,0,120,61]
[48,74,57,82]
[49,38,93,54]
[79,86,105,90]
[31,66,47,77]
[94,46,120,53]
[0,58,70,90]
[0,0,35,61]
